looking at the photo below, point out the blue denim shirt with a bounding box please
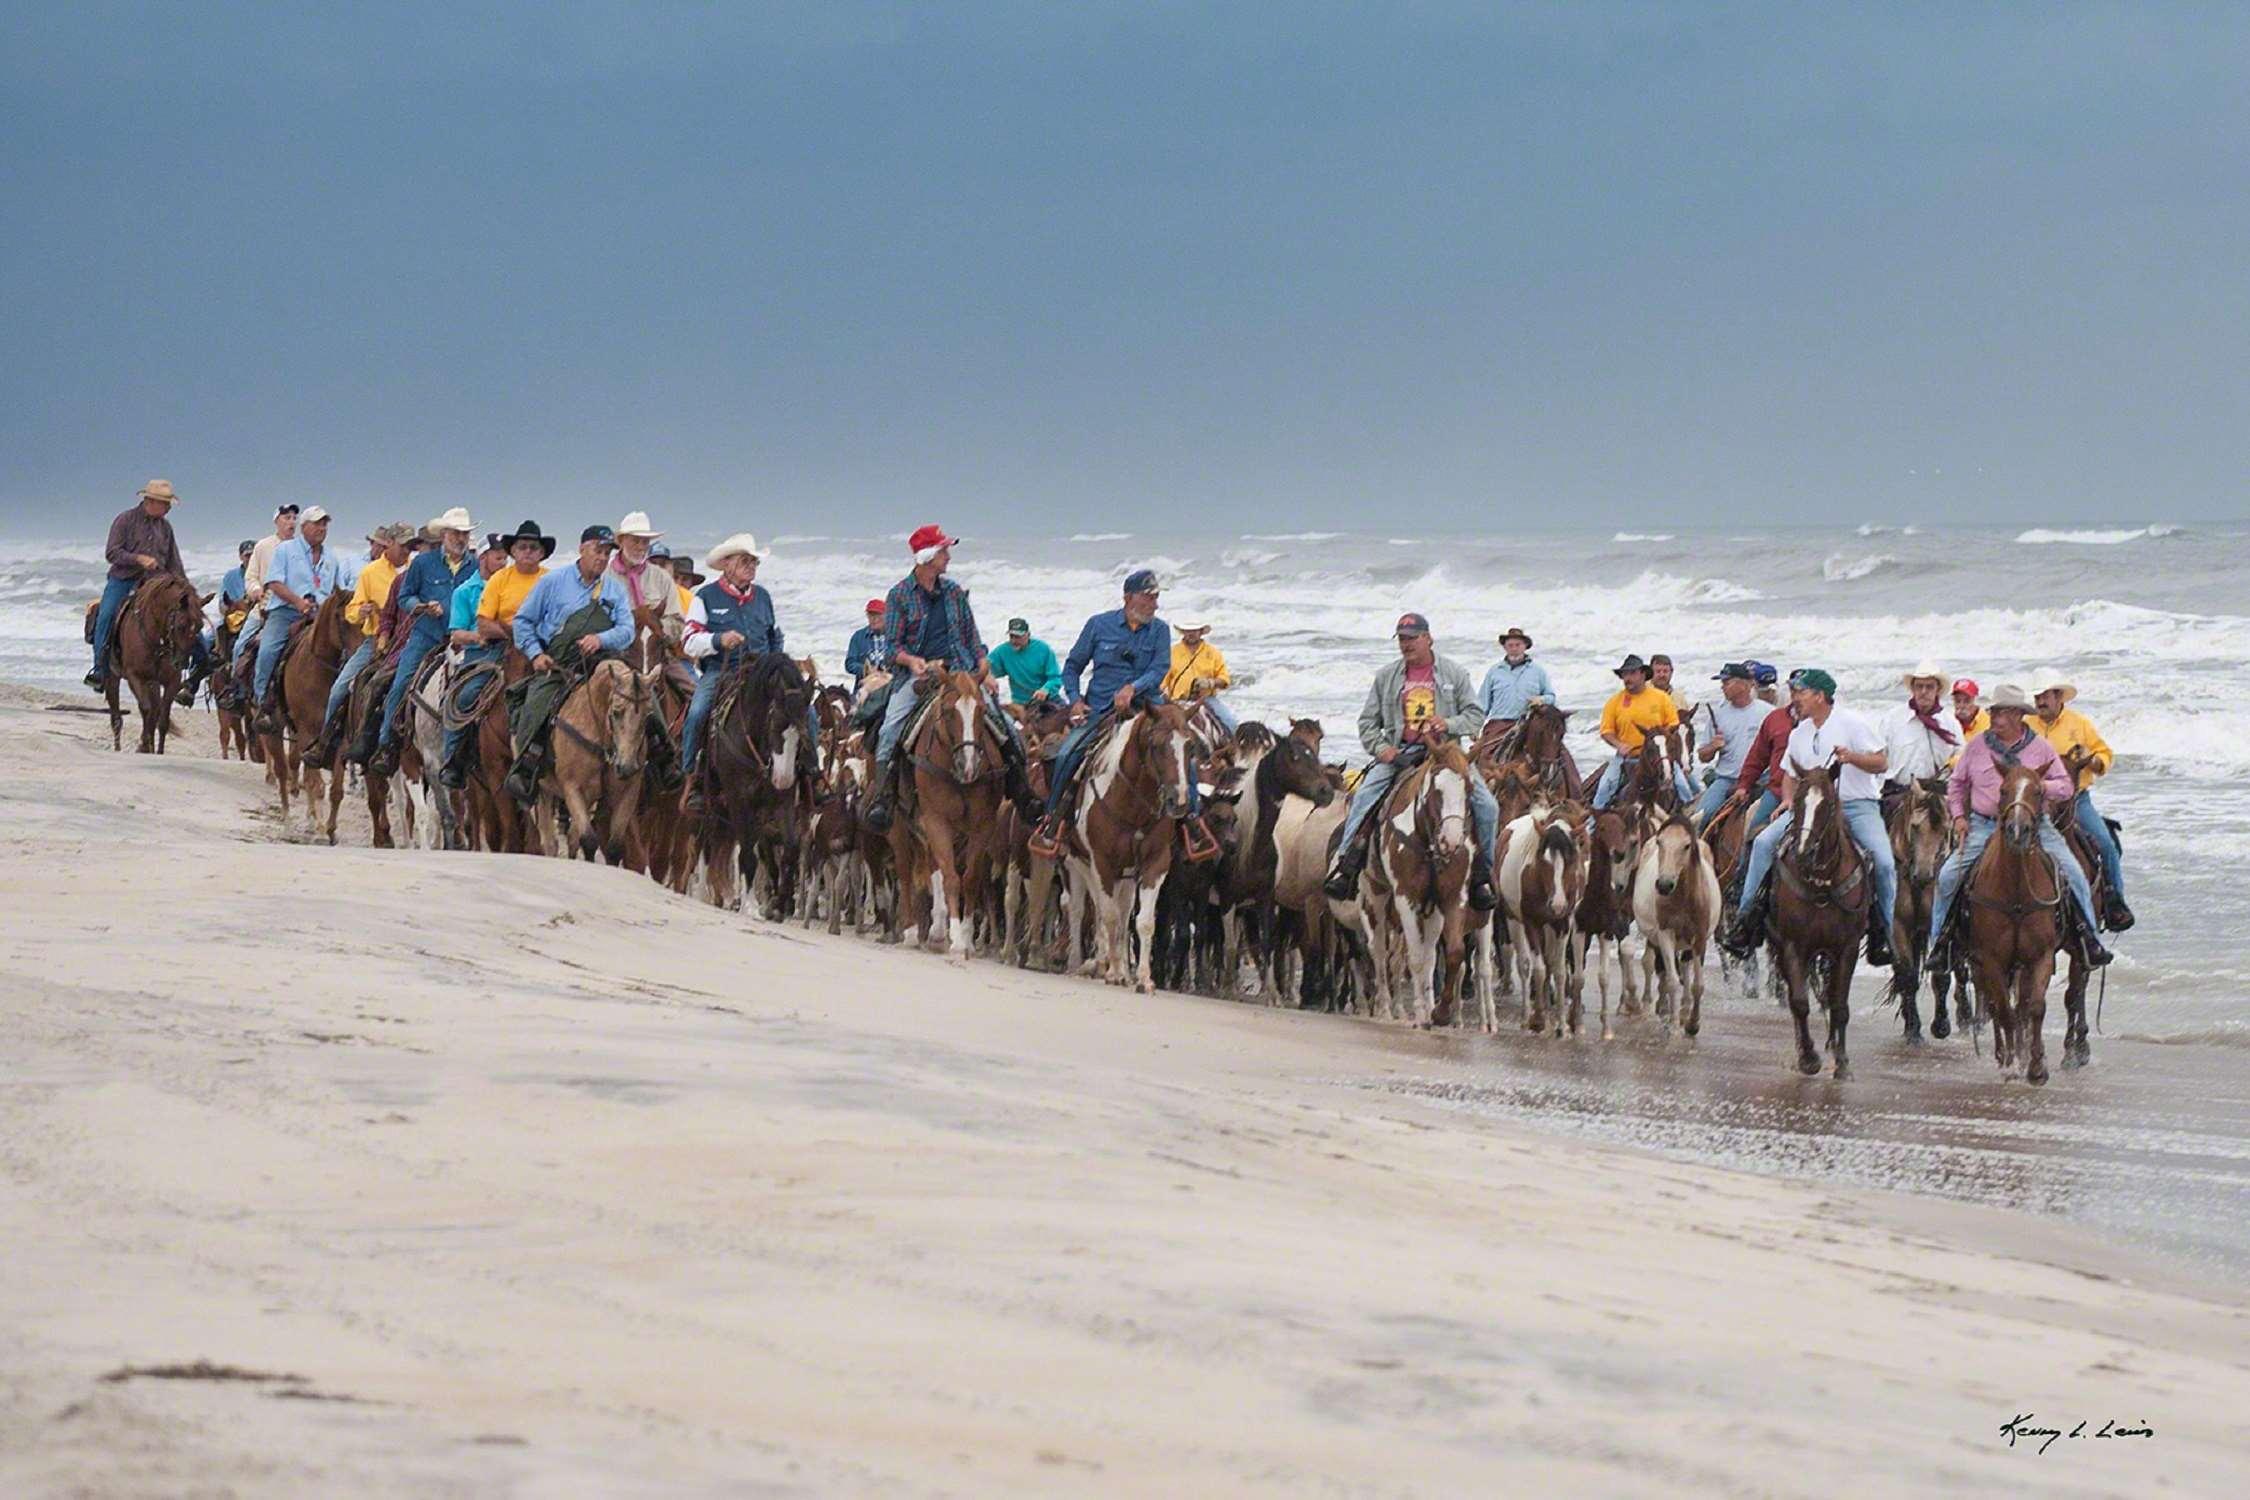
[1062,609,1171,707]
[220,565,247,606]
[394,548,480,649]
[512,565,635,658]
[844,624,887,678]
[1478,656,1556,722]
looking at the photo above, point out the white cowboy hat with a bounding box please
[1899,658,1946,685]
[615,510,664,538]
[1986,683,2034,711]
[1175,617,1212,633]
[427,506,476,534]
[138,478,178,504]
[2027,668,2077,704]
[705,532,767,565]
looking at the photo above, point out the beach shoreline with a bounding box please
[3,681,2245,1496]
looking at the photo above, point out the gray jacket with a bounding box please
[1359,651,1485,757]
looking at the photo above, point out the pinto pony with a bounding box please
[1064,703,1197,991]
[1362,737,1481,1027]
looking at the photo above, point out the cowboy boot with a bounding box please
[502,742,545,803]
[1468,848,1498,913]
[2103,894,2135,932]
[862,755,903,833]
[1717,880,1769,961]
[999,735,1043,821]
[1864,911,1894,968]
[1322,834,1370,902]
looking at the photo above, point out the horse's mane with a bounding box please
[737,650,805,698]
[1538,821,1577,861]
[1232,721,1277,754]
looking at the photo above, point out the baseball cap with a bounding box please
[236,539,255,557]
[1796,667,1838,697]
[1394,612,1430,637]
[581,524,616,545]
[1951,677,1981,699]
[865,598,887,614]
[1746,660,1778,686]
[274,504,300,518]
[299,505,330,524]
[1714,662,1752,682]
[647,541,672,561]
[1122,568,1161,596]
[1007,617,1030,634]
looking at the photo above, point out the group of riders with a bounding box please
[89,477,2134,982]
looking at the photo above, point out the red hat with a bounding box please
[1950,677,1980,699]
[907,523,958,558]
[864,598,886,614]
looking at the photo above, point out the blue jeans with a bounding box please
[1736,796,1896,935]
[1202,694,1240,733]
[1691,772,1738,825]
[2073,789,2124,899]
[1591,753,1697,810]
[1742,788,1781,844]
[252,603,303,704]
[680,661,725,773]
[442,642,501,770]
[877,673,1019,766]
[1334,754,1499,866]
[321,639,375,732]
[233,609,265,664]
[88,577,137,676]
[1927,814,2099,945]
[377,632,441,747]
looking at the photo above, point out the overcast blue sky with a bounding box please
[3,2,2244,540]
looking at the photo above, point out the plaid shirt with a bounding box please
[881,573,985,674]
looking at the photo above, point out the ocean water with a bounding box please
[8,521,2243,1044]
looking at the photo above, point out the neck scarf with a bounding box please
[1982,726,2032,768]
[1911,699,1959,746]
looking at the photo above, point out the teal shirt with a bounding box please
[986,637,1063,704]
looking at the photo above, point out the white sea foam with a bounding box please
[1822,552,1896,582]
[1611,531,1675,542]
[1241,531,1342,541]
[2016,525,2182,545]
[1068,532,1133,542]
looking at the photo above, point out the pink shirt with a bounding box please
[1946,729,2072,820]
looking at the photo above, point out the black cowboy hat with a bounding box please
[501,518,557,559]
[1613,653,1651,678]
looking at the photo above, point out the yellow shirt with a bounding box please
[345,555,400,643]
[1599,685,1680,753]
[1162,639,1231,701]
[675,583,694,616]
[477,565,547,630]
[2032,706,2112,791]
[1945,709,1989,767]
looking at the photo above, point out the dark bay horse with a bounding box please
[1887,777,1959,1041]
[102,573,206,755]
[1769,765,1867,1079]
[1962,765,2088,1085]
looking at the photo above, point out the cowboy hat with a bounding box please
[1899,658,1946,686]
[615,510,663,538]
[500,518,557,558]
[1498,626,1533,647]
[1612,653,1650,677]
[1987,683,2033,712]
[2027,668,2078,704]
[1175,618,1212,633]
[674,558,708,586]
[137,479,177,504]
[706,532,767,566]
[369,522,415,546]
[427,506,476,535]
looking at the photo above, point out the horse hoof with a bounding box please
[1902,1025,1923,1045]
[1683,1020,1700,1039]
[2027,1066,2049,1086]
[1832,1062,1852,1081]
[1930,1015,1951,1041]
[1797,1054,1822,1076]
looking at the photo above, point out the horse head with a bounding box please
[1638,726,1684,808]
[757,655,813,791]
[1897,779,1955,882]
[592,659,652,781]
[1418,736,1474,862]
[1130,703,1198,820]
[1790,763,1848,879]
[1263,725,1334,808]
[921,670,1002,786]
[1531,810,1583,921]
[1521,701,1570,763]
[1588,809,1635,904]
[1997,763,2045,853]
[1647,811,1703,897]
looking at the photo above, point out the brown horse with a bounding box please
[542,656,658,865]
[209,612,255,763]
[894,671,1010,964]
[1362,737,1480,1027]
[1961,765,2076,1085]
[1478,700,1579,800]
[1887,777,1959,1041]
[1064,702,1197,990]
[101,574,207,754]
[1633,811,1722,1038]
[1769,765,1867,1079]
[258,591,361,837]
[452,648,532,853]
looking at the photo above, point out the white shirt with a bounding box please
[1784,706,1885,802]
[245,534,282,614]
[1880,701,1960,784]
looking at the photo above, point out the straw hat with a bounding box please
[705,532,767,565]
[1987,683,2033,712]
[616,510,664,538]
[1899,658,1945,686]
[427,506,476,535]
[2027,668,2077,704]
[138,479,178,504]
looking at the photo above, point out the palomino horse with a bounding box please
[894,671,1010,964]
[1572,809,1638,1040]
[101,574,206,754]
[1065,702,1198,991]
[1497,802,1585,1034]
[1633,811,1722,1038]
[1361,737,1481,1027]
[1769,764,1868,1079]
[704,653,816,913]
[1887,777,1959,1041]
[1961,764,2088,1085]
[542,655,658,865]
[259,591,361,838]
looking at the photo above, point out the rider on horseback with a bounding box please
[1475,626,1554,751]
[251,507,340,733]
[862,525,1040,833]
[436,518,550,787]
[986,616,1063,705]
[678,532,793,808]
[498,525,636,801]
[1589,654,1697,810]
[364,509,481,773]
[1719,668,1899,965]
[1923,685,2112,966]
[1879,659,1963,802]
[1321,612,1500,911]
[2029,669,2134,930]
[1691,662,1769,826]
[1029,568,1180,847]
[1162,620,1237,732]
[310,521,413,762]
[842,599,890,684]
[1948,678,1988,759]
[87,480,203,693]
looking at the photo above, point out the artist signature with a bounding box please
[1999,1414,2155,1454]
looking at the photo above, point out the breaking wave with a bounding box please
[2016,525,2183,545]
[1822,552,1897,582]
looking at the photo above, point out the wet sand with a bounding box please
[3,682,2247,1496]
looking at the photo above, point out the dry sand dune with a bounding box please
[2,685,2244,1496]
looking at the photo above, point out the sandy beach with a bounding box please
[3,683,2245,1497]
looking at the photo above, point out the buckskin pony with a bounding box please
[1960,763,2088,1085]
[258,590,361,838]
[542,652,659,866]
[1887,776,1959,1041]
[1633,810,1722,1039]
[1064,701,1197,991]
[894,670,1010,965]
[100,572,206,755]
[1361,736,1481,1027]
[1768,763,1868,1079]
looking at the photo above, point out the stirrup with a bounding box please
[1181,815,1222,863]
[1027,816,1066,860]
